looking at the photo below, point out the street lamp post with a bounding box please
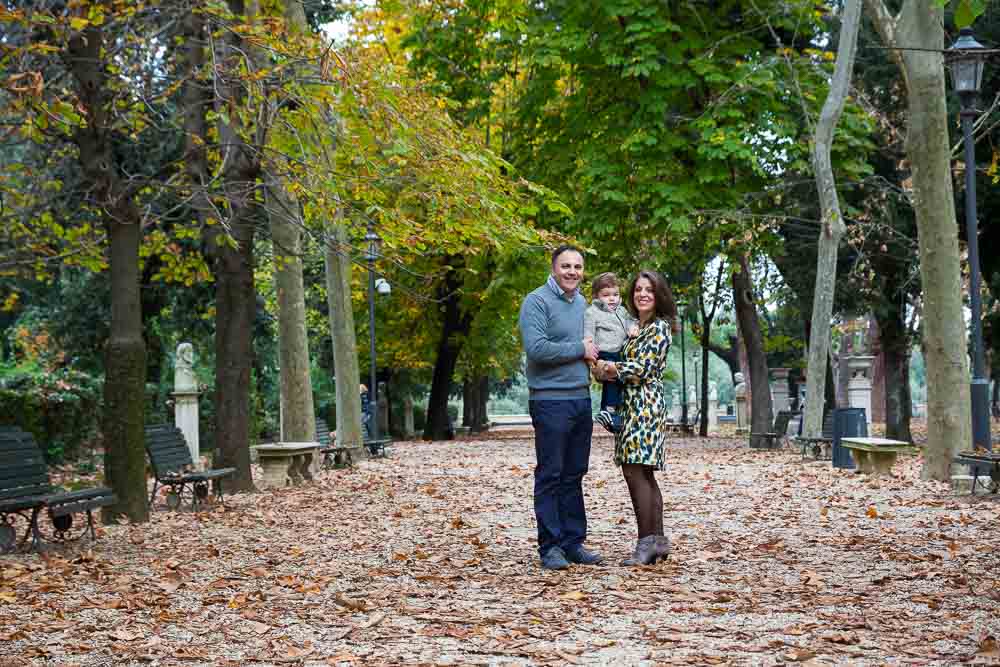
[948,28,992,452]
[365,221,382,444]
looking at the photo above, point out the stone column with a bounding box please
[707,382,719,431]
[670,390,681,422]
[687,385,698,422]
[771,368,790,413]
[847,355,875,427]
[734,373,748,433]
[173,343,201,470]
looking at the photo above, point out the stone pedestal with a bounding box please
[173,391,201,470]
[734,373,748,434]
[707,382,718,430]
[254,442,321,489]
[173,342,201,469]
[670,390,681,422]
[771,368,790,413]
[687,385,697,421]
[847,356,875,427]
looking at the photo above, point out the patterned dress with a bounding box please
[614,318,671,470]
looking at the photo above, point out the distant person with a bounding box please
[584,272,638,434]
[594,270,677,566]
[518,245,601,570]
[360,384,371,438]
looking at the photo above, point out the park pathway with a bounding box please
[1,432,999,665]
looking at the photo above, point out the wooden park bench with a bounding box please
[841,437,918,477]
[0,426,116,553]
[953,450,1000,494]
[793,410,834,460]
[145,424,235,510]
[750,410,795,450]
[317,417,392,470]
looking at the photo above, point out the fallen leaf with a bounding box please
[559,591,587,601]
[334,593,367,611]
[784,648,817,662]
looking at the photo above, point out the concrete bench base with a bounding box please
[253,442,321,489]
[841,437,916,477]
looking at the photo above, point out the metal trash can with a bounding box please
[832,407,867,469]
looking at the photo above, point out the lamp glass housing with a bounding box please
[948,29,987,104]
[364,228,382,262]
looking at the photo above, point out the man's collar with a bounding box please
[547,274,577,301]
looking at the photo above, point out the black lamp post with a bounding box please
[948,27,992,451]
[365,221,382,443]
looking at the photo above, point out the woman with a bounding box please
[595,270,677,566]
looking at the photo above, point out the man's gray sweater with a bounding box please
[518,276,590,400]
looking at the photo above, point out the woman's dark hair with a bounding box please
[626,270,678,327]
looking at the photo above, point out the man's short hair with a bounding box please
[551,244,583,267]
[591,272,619,295]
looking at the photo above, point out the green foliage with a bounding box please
[938,0,987,27]
[0,363,102,462]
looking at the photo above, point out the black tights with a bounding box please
[621,464,663,539]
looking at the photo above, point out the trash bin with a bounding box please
[832,407,867,469]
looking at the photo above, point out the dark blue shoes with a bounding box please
[541,544,604,569]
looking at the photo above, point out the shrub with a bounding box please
[0,367,102,462]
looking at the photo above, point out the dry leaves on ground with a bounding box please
[1,427,998,666]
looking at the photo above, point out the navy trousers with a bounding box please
[597,350,623,410]
[529,398,593,557]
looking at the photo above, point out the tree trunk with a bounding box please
[324,220,365,450]
[266,183,316,443]
[477,375,489,431]
[733,255,773,445]
[66,26,148,524]
[211,0,260,490]
[878,307,913,441]
[803,0,861,439]
[264,0,315,444]
[462,378,478,429]
[698,263,725,437]
[865,0,971,479]
[462,375,490,432]
[869,318,887,423]
[424,263,473,440]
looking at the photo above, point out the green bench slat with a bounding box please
[161,468,236,484]
[0,429,114,549]
[144,425,235,509]
[1,482,53,500]
[49,494,117,517]
[0,494,50,513]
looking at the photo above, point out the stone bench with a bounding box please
[841,437,917,477]
[253,442,321,489]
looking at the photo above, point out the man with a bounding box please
[518,245,602,570]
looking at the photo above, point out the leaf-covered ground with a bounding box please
[2,429,999,666]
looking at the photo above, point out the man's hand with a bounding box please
[583,337,599,362]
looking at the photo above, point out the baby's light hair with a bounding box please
[591,272,619,296]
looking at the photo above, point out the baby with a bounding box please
[584,272,638,433]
